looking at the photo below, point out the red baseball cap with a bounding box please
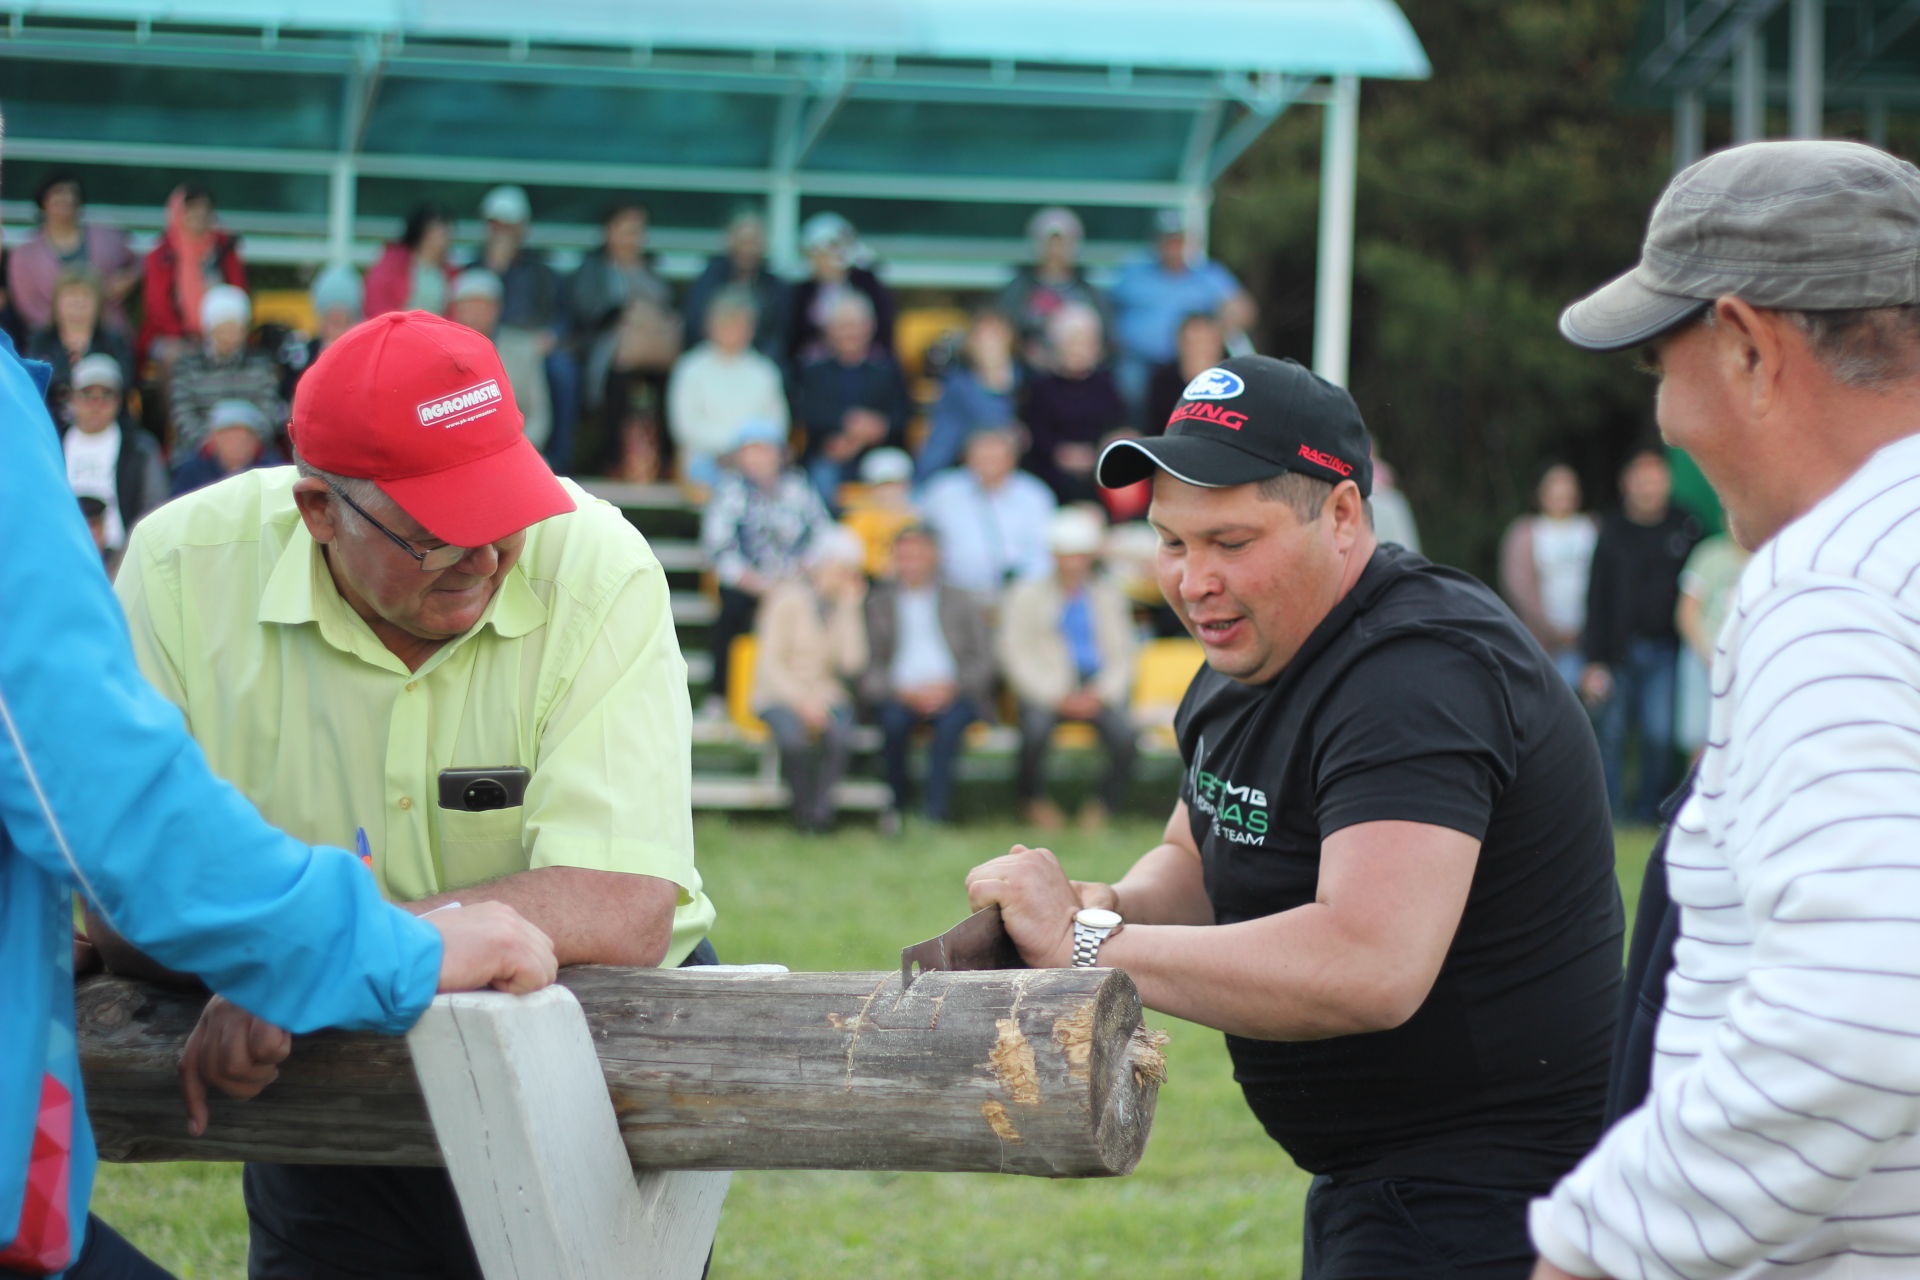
[290,311,574,546]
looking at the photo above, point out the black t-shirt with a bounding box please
[1173,544,1623,1192]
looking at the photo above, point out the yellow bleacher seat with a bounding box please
[1131,638,1206,748]
[726,635,768,742]
[253,288,316,335]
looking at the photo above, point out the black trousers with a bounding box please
[1014,701,1138,812]
[246,939,720,1280]
[1299,1175,1535,1280]
[0,1216,173,1280]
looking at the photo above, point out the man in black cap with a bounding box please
[967,354,1624,1279]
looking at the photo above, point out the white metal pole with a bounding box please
[1312,74,1359,388]
[1733,26,1766,142]
[1674,90,1705,172]
[327,156,355,265]
[1791,0,1823,139]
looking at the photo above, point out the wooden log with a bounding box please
[78,966,1169,1179]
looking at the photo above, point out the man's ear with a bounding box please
[1329,479,1369,550]
[291,477,341,545]
[1712,296,1791,416]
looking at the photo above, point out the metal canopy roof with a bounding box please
[0,0,1425,286]
[1624,0,1920,106]
[1620,2,1916,172]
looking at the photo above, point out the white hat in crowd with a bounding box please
[208,399,271,439]
[859,447,914,486]
[805,525,866,570]
[200,284,251,334]
[71,352,124,391]
[800,212,855,253]
[451,269,504,303]
[481,184,532,225]
[1047,507,1106,556]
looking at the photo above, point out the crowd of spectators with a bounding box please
[0,172,1304,829]
[1499,450,1734,827]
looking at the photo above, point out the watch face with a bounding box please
[1075,907,1122,930]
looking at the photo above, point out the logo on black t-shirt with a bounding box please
[1188,737,1271,845]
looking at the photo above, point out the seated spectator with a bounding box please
[167,285,284,457]
[448,268,505,337]
[1144,311,1228,431]
[1108,209,1254,421]
[995,207,1111,368]
[667,286,789,489]
[1022,303,1127,504]
[917,307,1020,483]
[60,354,166,565]
[919,426,1056,598]
[471,186,562,452]
[842,447,920,579]
[861,525,993,827]
[364,203,455,318]
[751,527,870,834]
[685,208,788,362]
[700,419,834,715]
[7,172,138,335]
[792,291,910,506]
[170,398,286,496]
[138,183,247,369]
[997,507,1140,830]
[570,201,679,478]
[787,212,895,367]
[279,262,364,398]
[27,270,134,424]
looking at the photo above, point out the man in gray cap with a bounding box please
[969,353,1624,1278]
[1529,141,1920,1280]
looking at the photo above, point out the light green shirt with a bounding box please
[115,466,714,965]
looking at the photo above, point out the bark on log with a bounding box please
[78,966,1168,1179]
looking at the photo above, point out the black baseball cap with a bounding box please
[1096,355,1372,497]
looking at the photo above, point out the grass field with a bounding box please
[92,813,1659,1278]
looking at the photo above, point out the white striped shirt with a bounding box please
[1532,432,1920,1279]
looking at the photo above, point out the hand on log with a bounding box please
[965,845,1080,968]
[426,901,557,994]
[81,967,1169,1178]
[179,997,291,1137]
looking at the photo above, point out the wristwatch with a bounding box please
[1071,907,1124,968]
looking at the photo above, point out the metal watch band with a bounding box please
[1071,921,1108,968]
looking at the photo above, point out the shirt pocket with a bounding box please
[434,806,527,887]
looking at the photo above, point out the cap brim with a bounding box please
[1096,436,1288,490]
[378,433,575,547]
[1560,267,1709,351]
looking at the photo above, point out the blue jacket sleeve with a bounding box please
[0,335,441,1035]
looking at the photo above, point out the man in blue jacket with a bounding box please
[0,324,559,1276]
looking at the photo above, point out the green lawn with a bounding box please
[92,815,1659,1279]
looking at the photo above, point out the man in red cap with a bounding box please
[110,310,715,1278]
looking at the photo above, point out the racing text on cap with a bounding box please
[416,379,503,430]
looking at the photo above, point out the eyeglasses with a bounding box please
[322,479,471,573]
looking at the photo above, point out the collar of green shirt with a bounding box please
[257,522,546,676]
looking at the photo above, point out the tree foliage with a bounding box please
[1214,0,1671,575]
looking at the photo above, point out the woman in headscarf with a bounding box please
[137,183,246,369]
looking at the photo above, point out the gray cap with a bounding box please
[1562,140,1920,351]
[71,352,124,390]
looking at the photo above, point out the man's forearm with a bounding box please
[1093,907,1424,1041]
[407,866,678,967]
[1106,842,1214,926]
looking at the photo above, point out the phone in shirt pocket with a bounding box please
[436,767,530,883]
[439,766,531,812]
